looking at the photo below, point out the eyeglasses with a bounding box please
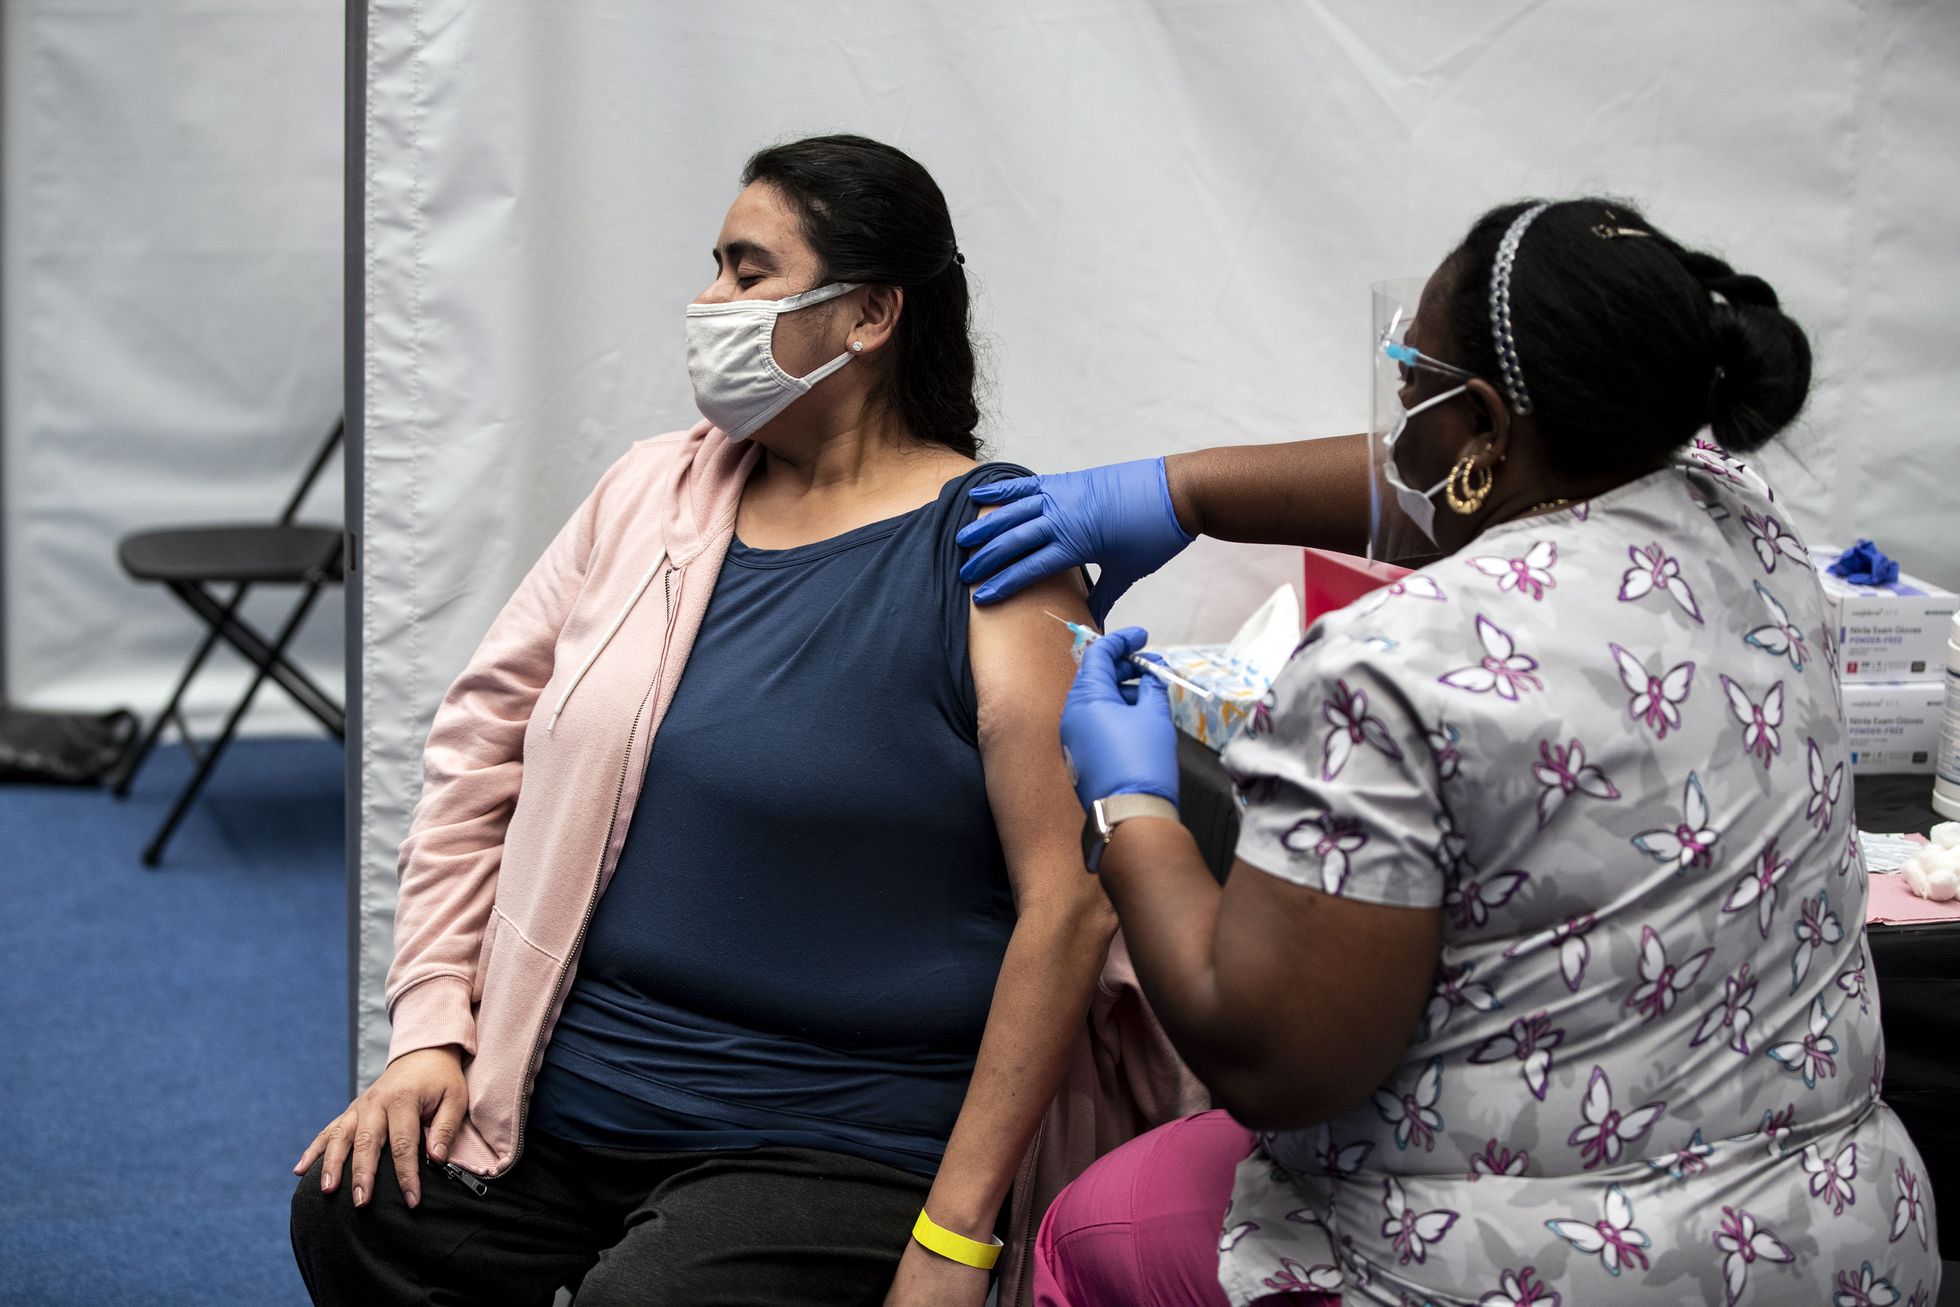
[1381,337,1474,380]
[1377,307,1473,385]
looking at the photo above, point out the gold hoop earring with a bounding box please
[1445,450,1494,515]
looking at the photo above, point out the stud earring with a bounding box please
[850,340,863,353]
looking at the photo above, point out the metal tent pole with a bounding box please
[343,0,369,1103]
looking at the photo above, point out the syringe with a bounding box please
[1044,612,1215,700]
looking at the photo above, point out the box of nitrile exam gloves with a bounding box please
[1842,681,1947,775]
[1812,547,1959,684]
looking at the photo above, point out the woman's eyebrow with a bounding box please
[716,239,776,270]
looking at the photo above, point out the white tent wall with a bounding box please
[355,0,1960,1084]
[1,0,343,733]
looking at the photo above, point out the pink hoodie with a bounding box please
[385,421,1206,1302]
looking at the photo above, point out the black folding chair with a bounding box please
[111,419,347,865]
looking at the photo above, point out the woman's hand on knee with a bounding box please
[291,1045,468,1211]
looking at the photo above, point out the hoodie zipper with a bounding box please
[500,563,682,1183]
[441,1162,487,1196]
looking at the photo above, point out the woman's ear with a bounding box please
[1465,376,1513,466]
[848,285,904,355]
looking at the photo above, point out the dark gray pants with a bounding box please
[290,1130,932,1306]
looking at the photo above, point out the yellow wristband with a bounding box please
[911,1208,1003,1270]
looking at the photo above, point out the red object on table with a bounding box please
[1303,547,1412,627]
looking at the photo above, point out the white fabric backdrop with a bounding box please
[2,0,344,732]
[356,0,1960,1084]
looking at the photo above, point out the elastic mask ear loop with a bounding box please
[794,349,855,390]
[1405,385,1467,425]
[774,281,861,314]
[767,282,862,388]
[1386,383,1468,496]
[684,280,862,318]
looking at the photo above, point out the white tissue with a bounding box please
[1222,584,1303,684]
[1899,841,1960,902]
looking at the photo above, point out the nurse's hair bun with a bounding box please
[1674,249,1813,454]
[1442,197,1813,478]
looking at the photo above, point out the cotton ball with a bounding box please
[1902,861,1927,897]
[1902,860,1941,900]
[1930,822,1960,851]
[1901,844,1960,901]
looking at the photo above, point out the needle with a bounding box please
[1044,612,1215,700]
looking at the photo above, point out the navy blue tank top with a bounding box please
[529,464,1026,1174]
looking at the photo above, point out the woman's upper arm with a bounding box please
[398,470,602,865]
[1213,856,1440,1126]
[386,462,610,1050]
[967,568,1107,913]
[1209,636,1450,1123]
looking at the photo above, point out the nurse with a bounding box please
[961,198,1940,1305]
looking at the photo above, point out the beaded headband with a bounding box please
[1488,202,1551,415]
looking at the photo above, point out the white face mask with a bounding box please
[685,281,861,440]
[1380,383,1467,544]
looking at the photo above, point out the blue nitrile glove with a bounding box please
[1059,627,1180,812]
[959,458,1195,624]
[1828,539,1900,587]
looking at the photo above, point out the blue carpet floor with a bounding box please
[1,738,346,1306]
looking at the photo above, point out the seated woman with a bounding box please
[962,199,1940,1304]
[290,134,1114,1307]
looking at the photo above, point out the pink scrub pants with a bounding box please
[1031,1110,1338,1307]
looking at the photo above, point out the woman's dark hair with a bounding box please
[1439,197,1812,478]
[743,134,981,458]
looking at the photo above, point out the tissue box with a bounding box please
[1843,680,1947,775]
[1813,546,1959,683]
[1101,583,1300,753]
[1153,644,1273,751]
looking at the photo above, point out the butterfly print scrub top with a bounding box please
[1213,447,1939,1306]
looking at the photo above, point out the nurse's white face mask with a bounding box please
[685,281,861,441]
[1380,382,1470,544]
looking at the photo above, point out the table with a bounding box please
[1857,774,1958,1259]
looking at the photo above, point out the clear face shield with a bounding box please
[1367,278,1474,562]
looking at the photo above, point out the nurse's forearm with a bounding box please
[920,898,1115,1238]
[1090,819,1243,1076]
[1164,433,1373,551]
[1097,818,1440,1132]
[1093,818,1341,1127]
